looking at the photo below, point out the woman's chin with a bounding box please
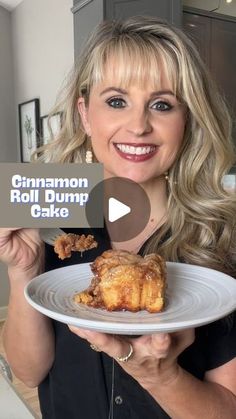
[103,165,160,184]
[112,173,155,185]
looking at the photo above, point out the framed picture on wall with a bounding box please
[40,112,62,145]
[18,98,40,162]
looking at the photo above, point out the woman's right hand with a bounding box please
[1,229,54,387]
[0,228,44,277]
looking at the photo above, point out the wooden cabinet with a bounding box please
[72,0,182,58]
[183,10,236,145]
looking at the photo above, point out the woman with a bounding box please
[1,16,236,418]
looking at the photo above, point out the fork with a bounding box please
[40,228,65,245]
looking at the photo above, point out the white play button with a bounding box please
[108,197,131,222]
[86,177,151,241]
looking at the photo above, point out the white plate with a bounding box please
[24,262,236,334]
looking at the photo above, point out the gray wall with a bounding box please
[0,6,17,162]
[12,0,74,122]
[0,6,15,315]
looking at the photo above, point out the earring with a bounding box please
[164,171,177,185]
[85,150,93,163]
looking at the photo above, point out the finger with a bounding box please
[0,228,21,233]
[68,326,109,343]
[0,228,41,246]
[68,326,132,361]
[150,333,172,358]
[21,228,41,243]
[67,326,101,343]
[0,228,21,244]
[68,326,114,349]
[147,330,195,361]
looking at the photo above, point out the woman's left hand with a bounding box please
[68,325,195,391]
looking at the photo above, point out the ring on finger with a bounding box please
[90,343,102,352]
[115,343,133,363]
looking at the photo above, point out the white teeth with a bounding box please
[116,144,156,155]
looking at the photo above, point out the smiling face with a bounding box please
[78,61,186,185]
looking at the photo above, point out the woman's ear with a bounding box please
[77,97,91,136]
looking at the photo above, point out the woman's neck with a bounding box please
[140,176,168,221]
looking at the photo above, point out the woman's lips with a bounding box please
[113,143,158,162]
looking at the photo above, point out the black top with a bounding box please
[38,227,236,419]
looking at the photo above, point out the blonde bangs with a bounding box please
[88,35,180,95]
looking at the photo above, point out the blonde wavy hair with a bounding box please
[36,16,236,276]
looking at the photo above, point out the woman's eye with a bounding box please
[106,97,126,108]
[151,101,172,111]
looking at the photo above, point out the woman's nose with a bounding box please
[126,109,152,136]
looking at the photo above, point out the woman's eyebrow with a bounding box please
[100,87,127,96]
[150,90,175,97]
[99,87,175,96]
